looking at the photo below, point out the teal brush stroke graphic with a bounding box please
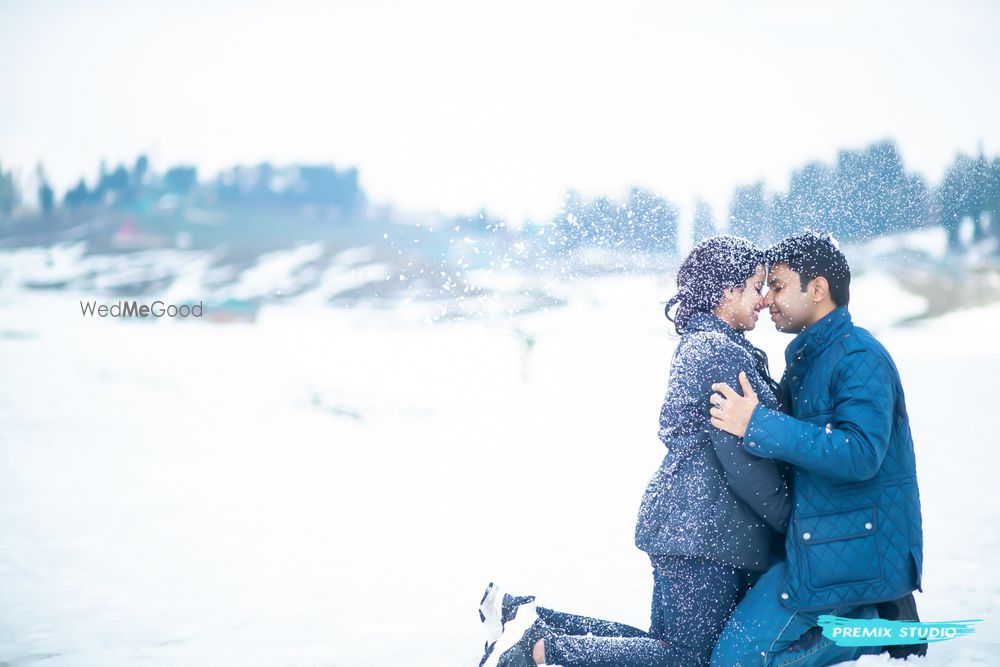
[817,615,982,647]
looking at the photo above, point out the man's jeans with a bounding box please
[710,561,882,667]
[540,556,752,667]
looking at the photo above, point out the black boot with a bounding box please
[480,583,536,629]
[479,583,537,667]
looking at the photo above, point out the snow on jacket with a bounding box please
[743,307,924,611]
[635,312,792,573]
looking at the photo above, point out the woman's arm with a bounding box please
[709,425,791,532]
[698,344,792,531]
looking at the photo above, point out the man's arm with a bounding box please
[741,350,894,482]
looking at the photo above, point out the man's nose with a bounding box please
[762,291,775,307]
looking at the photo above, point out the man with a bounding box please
[708,231,925,666]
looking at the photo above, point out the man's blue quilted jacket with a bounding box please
[744,307,923,611]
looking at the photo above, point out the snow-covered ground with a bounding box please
[0,251,998,665]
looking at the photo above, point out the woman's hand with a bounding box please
[709,371,759,438]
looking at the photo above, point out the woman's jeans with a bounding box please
[540,556,752,667]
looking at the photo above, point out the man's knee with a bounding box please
[710,625,760,667]
[710,598,799,665]
[710,643,756,667]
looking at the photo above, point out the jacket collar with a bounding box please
[685,311,754,352]
[784,306,852,366]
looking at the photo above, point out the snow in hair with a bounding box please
[664,235,764,333]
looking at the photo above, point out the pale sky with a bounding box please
[1,0,998,223]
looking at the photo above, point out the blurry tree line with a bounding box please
[0,156,365,224]
[541,187,680,254]
[727,141,1000,252]
[543,140,998,255]
[2,141,999,255]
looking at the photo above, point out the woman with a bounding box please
[482,236,791,667]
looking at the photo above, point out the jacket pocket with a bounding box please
[795,505,883,590]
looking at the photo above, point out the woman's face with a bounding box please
[718,264,766,331]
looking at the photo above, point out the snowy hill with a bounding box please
[0,230,997,665]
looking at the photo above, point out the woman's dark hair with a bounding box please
[664,235,764,333]
[664,235,780,396]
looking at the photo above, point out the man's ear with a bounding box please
[809,276,829,303]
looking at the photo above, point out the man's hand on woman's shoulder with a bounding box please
[710,371,760,438]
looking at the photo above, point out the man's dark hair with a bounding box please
[766,230,851,307]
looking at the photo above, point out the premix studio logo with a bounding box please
[818,614,981,648]
[80,300,204,318]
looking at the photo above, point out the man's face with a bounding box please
[764,263,814,333]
